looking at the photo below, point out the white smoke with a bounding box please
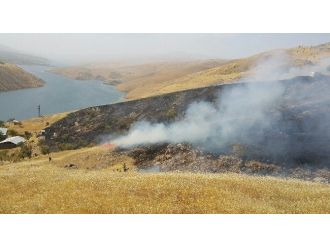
[112,52,330,150]
[113,81,284,149]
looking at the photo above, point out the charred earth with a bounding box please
[44,74,330,181]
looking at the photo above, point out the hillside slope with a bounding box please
[53,59,227,99]
[0,156,329,213]
[54,42,330,99]
[44,74,330,181]
[151,43,330,97]
[0,63,45,91]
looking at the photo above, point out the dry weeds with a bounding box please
[0,150,329,213]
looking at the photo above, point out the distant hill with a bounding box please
[54,42,330,100]
[151,42,330,97]
[0,45,49,65]
[0,63,44,91]
[53,59,227,99]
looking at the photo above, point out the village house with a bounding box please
[0,136,26,149]
[0,127,8,136]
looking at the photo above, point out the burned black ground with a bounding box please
[44,75,330,179]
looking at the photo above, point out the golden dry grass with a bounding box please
[0,148,329,214]
[5,112,68,135]
[1,112,69,158]
[50,145,135,171]
[54,59,227,99]
[54,43,330,100]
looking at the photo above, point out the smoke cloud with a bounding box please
[112,52,330,163]
[113,81,284,149]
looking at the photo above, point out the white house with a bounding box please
[0,136,26,149]
[0,127,7,136]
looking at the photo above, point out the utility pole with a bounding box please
[37,105,41,117]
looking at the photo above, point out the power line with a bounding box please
[37,105,41,117]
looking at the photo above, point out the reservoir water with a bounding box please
[0,65,125,120]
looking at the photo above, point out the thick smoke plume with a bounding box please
[114,82,284,149]
[112,52,330,163]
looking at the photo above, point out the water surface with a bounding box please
[0,65,125,120]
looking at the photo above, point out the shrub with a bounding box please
[0,120,5,127]
[24,131,32,140]
[7,129,19,136]
[58,143,75,151]
[40,145,50,155]
[165,108,177,120]
[38,139,49,154]
[0,150,9,162]
[19,144,32,159]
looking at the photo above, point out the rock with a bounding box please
[64,163,78,169]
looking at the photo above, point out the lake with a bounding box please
[0,65,125,120]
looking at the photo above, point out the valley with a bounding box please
[1,38,330,214]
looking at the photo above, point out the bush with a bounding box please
[38,139,49,154]
[40,145,50,155]
[7,129,18,136]
[19,144,32,159]
[24,131,32,140]
[58,143,75,151]
[165,108,177,120]
[0,120,5,127]
[0,150,9,162]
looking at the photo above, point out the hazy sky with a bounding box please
[1,33,330,65]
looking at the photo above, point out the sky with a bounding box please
[1,33,330,65]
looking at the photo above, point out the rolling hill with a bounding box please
[0,63,45,91]
[54,42,330,100]
[53,59,227,99]
[1,158,329,213]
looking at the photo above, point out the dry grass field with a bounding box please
[53,59,229,99]
[5,112,68,135]
[0,146,329,214]
[1,112,69,159]
[1,114,329,214]
[3,43,330,213]
[53,43,330,100]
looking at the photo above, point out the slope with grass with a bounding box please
[0,112,69,162]
[0,63,45,91]
[0,154,329,213]
[5,112,69,135]
[53,59,227,99]
[54,42,330,100]
[152,43,330,97]
[1,111,329,213]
